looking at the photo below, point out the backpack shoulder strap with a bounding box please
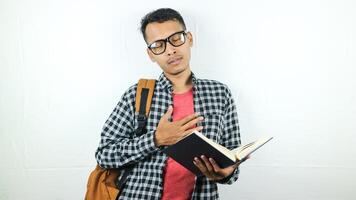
[134,79,156,135]
[135,79,156,116]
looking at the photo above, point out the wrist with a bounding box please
[154,130,162,147]
[216,168,237,184]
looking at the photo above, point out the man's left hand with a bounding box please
[193,155,248,181]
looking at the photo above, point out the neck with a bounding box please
[164,68,193,94]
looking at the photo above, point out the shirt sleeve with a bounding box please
[95,87,159,169]
[218,86,241,184]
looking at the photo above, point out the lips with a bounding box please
[167,56,183,65]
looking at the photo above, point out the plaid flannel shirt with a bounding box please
[95,72,241,200]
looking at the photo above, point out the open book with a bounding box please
[162,131,273,176]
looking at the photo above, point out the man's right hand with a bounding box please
[154,105,204,147]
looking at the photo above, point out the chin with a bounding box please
[170,67,188,76]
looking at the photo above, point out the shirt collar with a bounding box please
[157,72,198,92]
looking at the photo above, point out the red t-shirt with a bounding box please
[161,88,196,200]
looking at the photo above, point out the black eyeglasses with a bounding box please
[147,31,187,55]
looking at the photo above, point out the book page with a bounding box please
[232,137,273,160]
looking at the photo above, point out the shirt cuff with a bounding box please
[138,130,160,155]
[217,167,240,184]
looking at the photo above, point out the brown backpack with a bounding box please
[85,79,156,200]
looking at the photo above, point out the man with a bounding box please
[95,8,243,199]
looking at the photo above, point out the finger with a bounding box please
[183,126,203,136]
[193,157,208,174]
[178,113,200,126]
[162,105,173,120]
[181,116,204,130]
[200,155,213,172]
[209,158,222,173]
[194,158,223,181]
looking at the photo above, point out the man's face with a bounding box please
[145,20,193,76]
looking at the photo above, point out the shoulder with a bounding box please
[118,83,138,105]
[197,78,232,96]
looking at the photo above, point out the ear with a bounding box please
[187,32,193,47]
[147,48,156,62]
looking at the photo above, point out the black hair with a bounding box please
[140,8,186,42]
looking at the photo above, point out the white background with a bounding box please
[1,0,356,199]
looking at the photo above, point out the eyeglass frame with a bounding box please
[147,30,187,55]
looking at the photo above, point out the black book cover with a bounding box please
[162,133,236,176]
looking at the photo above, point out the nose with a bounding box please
[165,42,176,56]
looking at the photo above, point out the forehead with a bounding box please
[145,20,185,44]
